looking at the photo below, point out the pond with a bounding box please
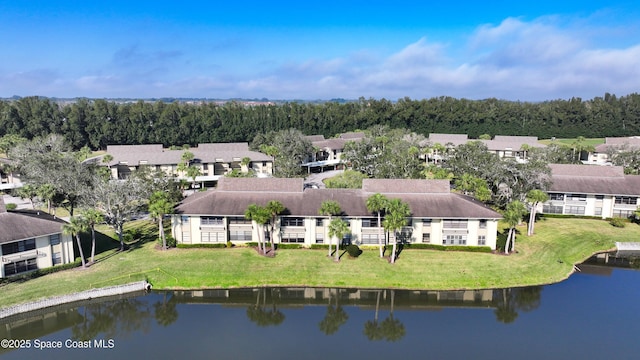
[1,257,639,360]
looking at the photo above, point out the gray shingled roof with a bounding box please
[0,198,67,244]
[428,133,469,146]
[549,164,640,195]
[176,178,501,219]
[362,179,450,194]
[595,137,640,152]
[482,136,545,151]
[105,143,272,166]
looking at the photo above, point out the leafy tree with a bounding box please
[318,200,343,258]
[244,204,271,255]
[383,198,411,264]
[366,193,389,258]
[323,169,367,188]
[9,134,96,215]
[81,208,104,263]
[252,129,313,178]
[525,189,549,236]
[92,176,150,251]
[63,216,88,268]
[149,191,175,250]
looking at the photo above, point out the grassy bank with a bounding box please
[1,217,635,308]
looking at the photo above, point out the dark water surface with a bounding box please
[1,263,639,360]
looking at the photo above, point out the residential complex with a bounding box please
[102,142,273,186]
[171,177,502,250]
[540,164,640,218]
[0,197,75,278]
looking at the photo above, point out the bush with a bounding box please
[226,241,234,248]
[310,244,330,250]
[608,217,627,228]
[275,243,304,249]
[5,203,17,210]
[176,243,227,249]
[346,244,363,258]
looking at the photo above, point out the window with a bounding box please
[229,217,251,225]
[595,207,603,216]
[422,218,432,226]
[282,233,305,243]
[444,235,466,245]
[595,195,605,201]
[613,209,634,218]
[201,216,224,226]
[2,239,36,255]
[361,233,381,245]
[478,235,486,246]
[479,220,487,229]
[229,231,252,241]
[567,194,586,202]
[565,206,585,215]
[201,232,225,243]
[182,232,190,242]
[3,258,38,276]
[52,252,62,265]
[181,216,189,224]
[542,204,563,214]
[282,217,304,227]
[361,218,378,227]
[316,218,324,227]
[315,233,324,244]
[443,220,467,229]
[549,193,564,201]
[49,234,61,245]
[422,233,431,243]
[615,196,638,205]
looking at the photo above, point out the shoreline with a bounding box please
[0,218,634,311]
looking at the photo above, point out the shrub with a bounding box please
[275,243,304,249]
[226,241,234,248]
[346,244,363,258]
[608,217,626,228]
[5,203,17,210]
[310,244,330,250]
[176,243,227,249]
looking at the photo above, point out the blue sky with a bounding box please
[1,1,639,101]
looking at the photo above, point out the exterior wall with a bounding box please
[0,233,74,278]
[171,214,498,250]
[542,193,638,219]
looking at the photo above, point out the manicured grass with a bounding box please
[538,138,604,147]
[1,217,635,309]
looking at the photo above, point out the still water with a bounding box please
[1,261,639,360]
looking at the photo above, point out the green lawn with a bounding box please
[1,217,635,309]
[538,138,604,147]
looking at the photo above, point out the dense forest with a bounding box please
[1,93,640,150]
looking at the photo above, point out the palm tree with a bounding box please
[363,290,383,341]
[244,204,270,255]
[318,200,342,258]
[318,289,349,335]
[63,216,88,268]
[37,184,56,215]
[81,208,104,263]
[525,189,549,236]
[503,200,527,254]
[366,193,389,258]
[383,198,411,264]
[265,200,285,254]
[328,218,349,262]
[149,191,175,250]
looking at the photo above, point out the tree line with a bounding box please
[2,93,640,150]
